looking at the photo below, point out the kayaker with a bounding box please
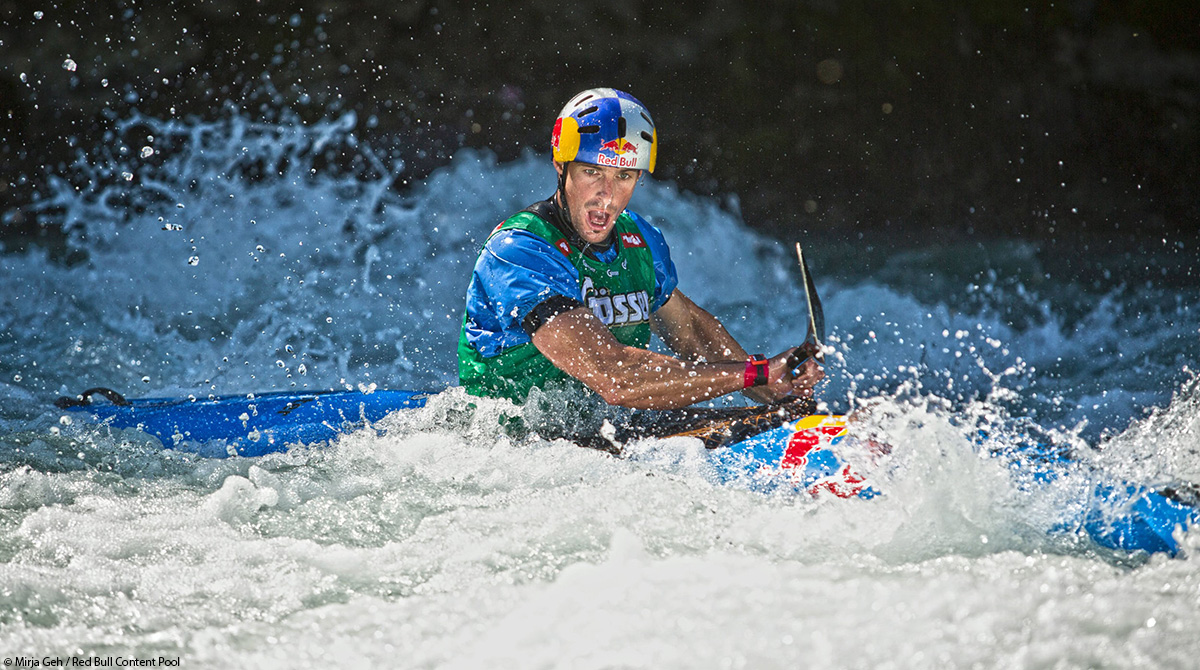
[458,88,823,410]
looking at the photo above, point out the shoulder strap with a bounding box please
[522,199,559,223]
[521,198,576,241]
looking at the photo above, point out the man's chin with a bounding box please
[583,227,614,244]
[574,220,613,244]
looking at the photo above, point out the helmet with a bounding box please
[551,88,657,173]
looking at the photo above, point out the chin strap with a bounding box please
[555,163,574,239]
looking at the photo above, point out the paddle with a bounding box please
[788,242,825,374]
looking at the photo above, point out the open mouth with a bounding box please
[586,208,611,230]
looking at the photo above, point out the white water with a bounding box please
[1,112,1199,668]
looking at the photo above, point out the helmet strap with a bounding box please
[555,162,573,230]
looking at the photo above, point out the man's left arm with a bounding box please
[651,289,822,403]
[650,289,745,363]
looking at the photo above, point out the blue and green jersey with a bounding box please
[458,202,677,401]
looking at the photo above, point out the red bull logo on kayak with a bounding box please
[780,416,871,499]
[780,421,844,469]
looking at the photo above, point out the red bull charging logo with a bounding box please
[600,138,638,155]
[779,416,873,499]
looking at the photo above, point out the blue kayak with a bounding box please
[55,387,1197,556]
[57,388,431,458]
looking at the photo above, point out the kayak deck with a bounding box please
[58,388,429,457]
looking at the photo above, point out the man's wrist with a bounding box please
[743,355,769,388]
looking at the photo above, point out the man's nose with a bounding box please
[597,175,616,203]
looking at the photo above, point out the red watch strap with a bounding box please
[744,355,769,388]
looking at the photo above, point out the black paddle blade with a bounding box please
[795,243,825,350]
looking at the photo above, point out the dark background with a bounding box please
[3,1,1198,257]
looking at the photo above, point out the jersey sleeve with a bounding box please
[627,211,679,311]
[462,229,582,357]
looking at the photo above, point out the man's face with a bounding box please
[555,161,641,245]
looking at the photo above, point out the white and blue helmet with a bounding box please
[551,88,657,173]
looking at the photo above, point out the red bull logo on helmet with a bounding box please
[600,138,638,156]
[596,138,642,169]
[596,153,641,169]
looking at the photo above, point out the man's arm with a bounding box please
[651,289,822,404]
[650,289,747,363]
[530,300,816,410]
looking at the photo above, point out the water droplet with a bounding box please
[62,58,77,72]
[60,415,72,426]
[297,364,307,375]
[12,374,21,382]
[187,256,199,266]
[276,360,285,368]
[140,146,154,158]
[141,375,151,383]
[285,344,294,353]
[325,317,333,323]
[34,10,44,19]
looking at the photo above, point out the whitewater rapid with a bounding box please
[1,112,1198,668]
